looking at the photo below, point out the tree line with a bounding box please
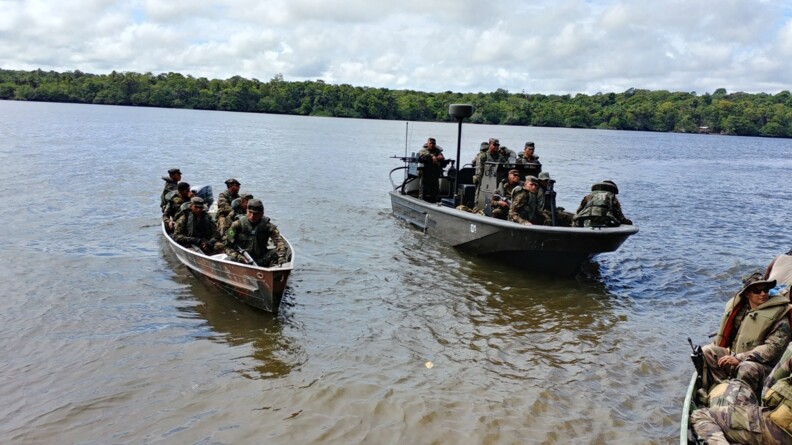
[1,68,791,138]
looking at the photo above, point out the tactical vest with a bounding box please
[182,213,213,239]
[235,216,272,260]
[575,190,614,219]
[764,377,792,434]
[713,295,791,353]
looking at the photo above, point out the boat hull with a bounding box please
[161,223,293,313]
[390,192,638,275]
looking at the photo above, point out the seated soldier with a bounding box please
[223,199,287,267]
[692,344,792,445]
[172,197,218,254]
[573,179,632,227]
[491,169,521,220]
[508,176,545,226]
[163,181,192,232]
[700,272,791,397]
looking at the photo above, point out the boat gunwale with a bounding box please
[389,191,639,236]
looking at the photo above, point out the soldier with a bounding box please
[218,178,241,211]
[700,272,791,396]
[172,197,217,254]
[491,169,521,219]
[216,193,253,242]
[470,142,489,167]
[509,175,545,226]
[163,181,192,231]
[417,137,446,203]
[473,138,507,185]
[498,145,517,164]
[573,179,633,227]
[223,199,287,267]
[691,346,792,445]
[516,142,541,166]
[160,168,181,213]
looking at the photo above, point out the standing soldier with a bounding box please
[417,137,445,203]
[516,142,541,166]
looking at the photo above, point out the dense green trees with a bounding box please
[1,68,791,137]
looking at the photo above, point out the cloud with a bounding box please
[0,0,790,94]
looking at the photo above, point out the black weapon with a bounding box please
[688,337,704,387]
[546,179,557,226]
[492,194,511,207]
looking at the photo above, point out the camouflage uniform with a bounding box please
[516,153,541,165]
[573,187,632,227]
[691,352,792,445]
[509,185,544,225]
[701,273,792,395]
[161,178,178,213]
[223,216,287,267]
[172,207,217,253]
[162,192,188,225]
[491,179,521,220]
[498,146,517,163]
[417,142,445,203]
[474,150,506,185]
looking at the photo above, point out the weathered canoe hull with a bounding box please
[161,223,293,313]
[681,371,702,445]
[390,191,638,275]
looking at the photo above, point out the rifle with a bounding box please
[546,179,557,226]
[236,247,257,266]
[688,337,704,388]
[492,194,511,207]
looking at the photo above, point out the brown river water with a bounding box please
[1,100,791,444]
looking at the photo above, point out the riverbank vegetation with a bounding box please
[1,68,790,137]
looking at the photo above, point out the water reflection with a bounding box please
[159,239,304,379]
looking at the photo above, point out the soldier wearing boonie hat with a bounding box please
[696,271,792,405]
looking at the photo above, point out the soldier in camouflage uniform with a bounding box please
[516,142,541,166]
[417,137,446,203]
[700,272,792,396]
[223,199,287,267]
[691,346,792,444]
[474,138,507,185]
[217,178,241,212]
[172,197,218,254]
[163,181,192,231]
[509,176,545,226]
[573,180,632,227]
[498,145,517,163]
[491,169,522,219]
[470,142,489,167]
[160,168,181,213]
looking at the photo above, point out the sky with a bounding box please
[1,0,791,95]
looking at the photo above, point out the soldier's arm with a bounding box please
[268,223,287,257]
[737,318,791,365]
[576,195,589,214]
[509,193,527,224]
[612,197,632,224]
[172,216,194,246]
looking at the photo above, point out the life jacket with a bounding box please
[178,213,214,239]
[764,377,792,434]
[575,190,614,220]
[713,294,791,353]
[235,216,272,260]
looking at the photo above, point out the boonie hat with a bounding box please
[247,199,264,213]
[524,175,538,183]
[538,172,551,180]
[190,196,208,210]
[168,168,181,174]
[738,272,776,297]
[225,178,241,186]
[489,138,500,145]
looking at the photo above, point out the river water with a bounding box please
[1,100,791,444]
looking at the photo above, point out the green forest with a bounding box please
[2,68,791,138]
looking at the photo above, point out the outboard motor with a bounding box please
[193,185,214,208]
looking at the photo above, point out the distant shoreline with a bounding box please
[1,68,790,138]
